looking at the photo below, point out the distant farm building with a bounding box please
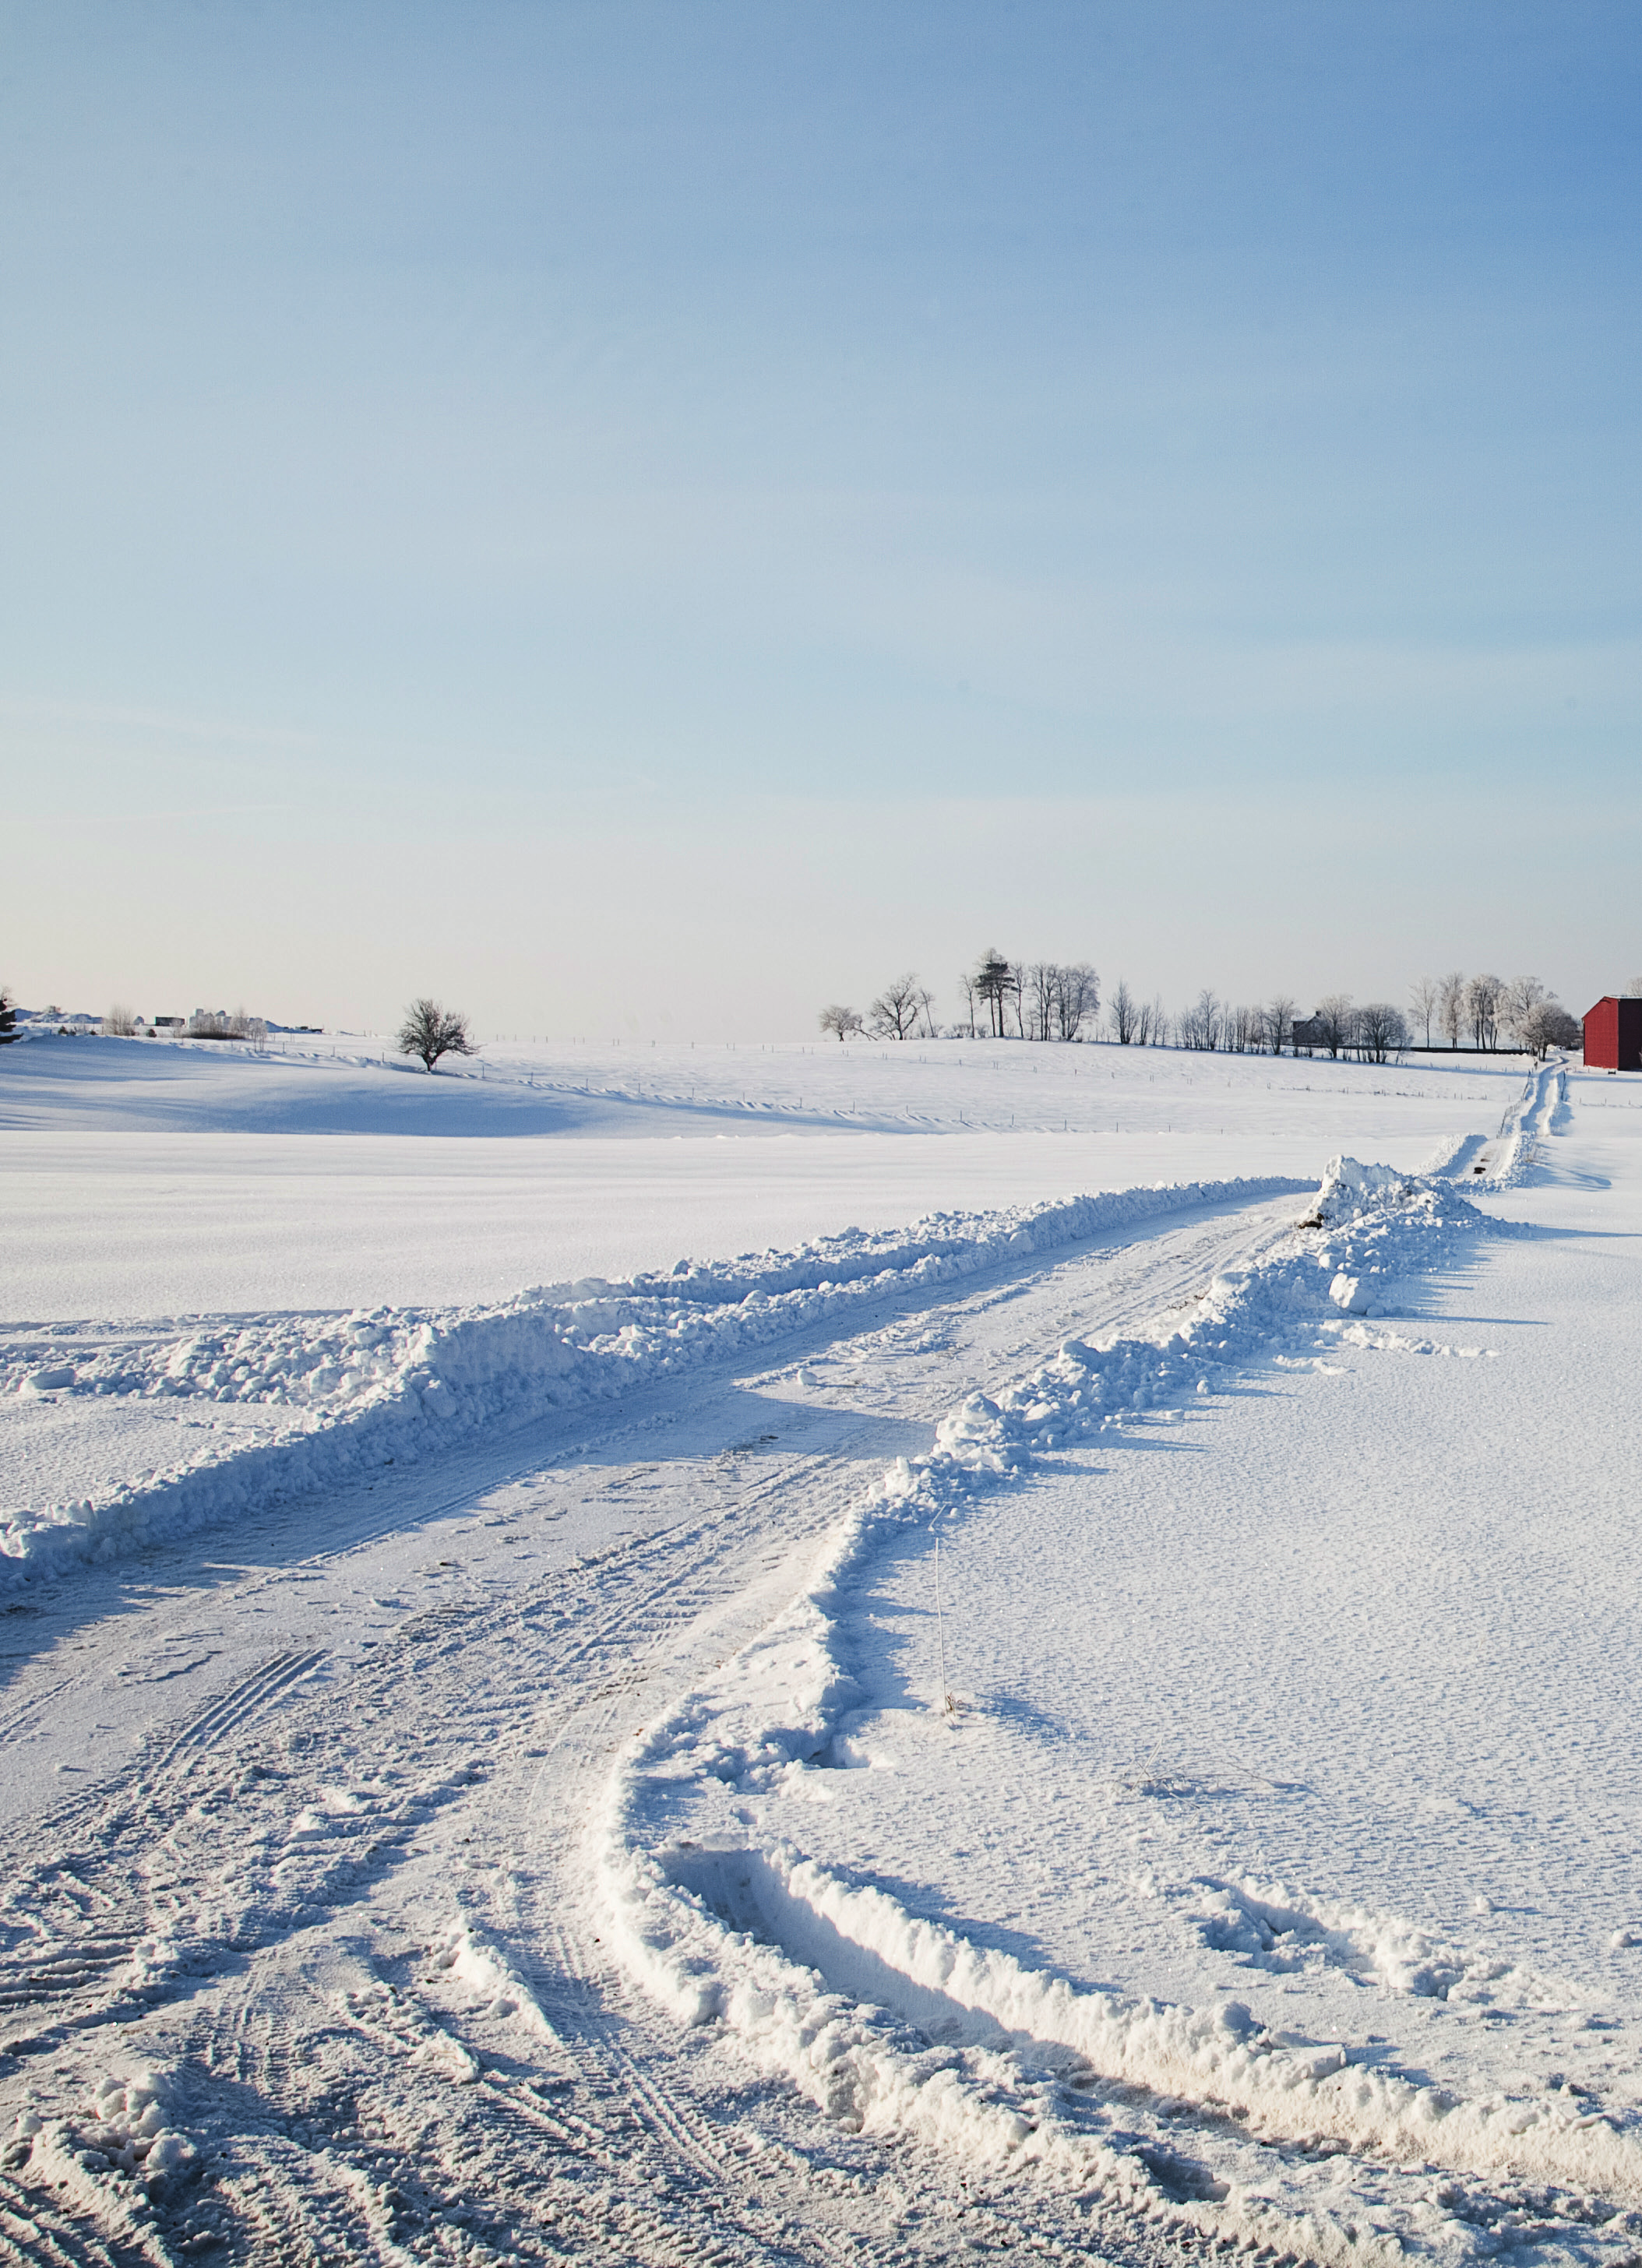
[1583,998,1642,1070]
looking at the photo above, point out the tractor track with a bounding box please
[0,1192,1305,2263]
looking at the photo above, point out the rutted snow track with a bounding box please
[599,1159,1642,2268]
[0,1189,1316,2264]
[8,1146,1623,2268]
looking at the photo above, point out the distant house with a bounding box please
[1290,1016,1325,1053]
[153,1016,184,1030]
[1583,998,1642,1071]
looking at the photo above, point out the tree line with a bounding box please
[821,954,1584,1061]
[1406,973,1579,1056]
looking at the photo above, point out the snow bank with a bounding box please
[594,1161,1639,2259]
[9,2062,201,2246]
[1492,1060,1567,1186]
[0,1174,1306,1580]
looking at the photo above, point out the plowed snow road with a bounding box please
[0,1189,1305,2266]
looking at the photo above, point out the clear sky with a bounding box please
[4,2,1638,1037]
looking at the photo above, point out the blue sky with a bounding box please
[5,2,1639,1035]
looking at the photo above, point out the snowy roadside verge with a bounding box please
[592,1159,1642,2261]
[1422,1058,1565,1189]
[0,1174,1308,1580]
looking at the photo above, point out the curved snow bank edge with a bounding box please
[594,1162,1638,2256]
[1,1174,1310,1580]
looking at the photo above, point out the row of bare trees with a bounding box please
[959,953,1101,1041]
[821,952,1101,1044]
[1294,996,1411,1062]
[1408,974,1580,1057]
[821,958,1586,1060]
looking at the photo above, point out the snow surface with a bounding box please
[0,1173,1309,1580]
[3,1030,1508,1316]
[3,1037,1637,2268]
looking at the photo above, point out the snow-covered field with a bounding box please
[4,1030,1513,1313]
[5,1033,1639,2268]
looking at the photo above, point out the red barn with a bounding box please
[1583,997,1642,1069]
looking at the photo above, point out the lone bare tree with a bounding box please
[1520,999,1580,1058]
[397,998,476,1072]
[1108,980,1136,1044]
[1314,994,1355,1058]
[1055,963,1099,1041]
[1437,970,1467,1049]
[1466,972,1505,1051]
[1356,1003,1409,1063]
[103,1005,138,1036]
[1501,977,1549,1051]
[869,974,928,1041]
[1022,963,1056,1042]
[1408,976,1439,1048]
[818,1004,864,1042]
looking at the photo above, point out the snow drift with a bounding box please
[0,1174,1307,1579]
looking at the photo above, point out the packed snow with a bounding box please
[3,1034,1640,2268]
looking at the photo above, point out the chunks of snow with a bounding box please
[1328,1271,1373,1313]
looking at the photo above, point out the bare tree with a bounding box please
[954,971,980,1039]
[1466,972,1505,1051]
[1055,963,1099,1042]
[1356,1003,1409,1063]
[1314,994,1355,1058]
[1177,990,1222,1051]
[103,1005,138,1037]
[1437,970,1467,1049]
[1520,1000,1580,1058]
[869,973,928,1041]
[1021,963,1056,1042]
[1500,976,1549,1051]
[1109,980,1136,1044]
[1408,975,1439,1048]
[0,987,14,1046]
[818,1004,864,1042]
[1263,995,1295,1055]
[397,998,476,1073]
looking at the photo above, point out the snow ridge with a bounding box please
[0,1174,1305,1580]
[594,1160,1642,2262]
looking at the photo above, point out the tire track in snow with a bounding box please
[144,1647,328,1787]
[596,1168,1563,2263]
[0,1194,1308,2265]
